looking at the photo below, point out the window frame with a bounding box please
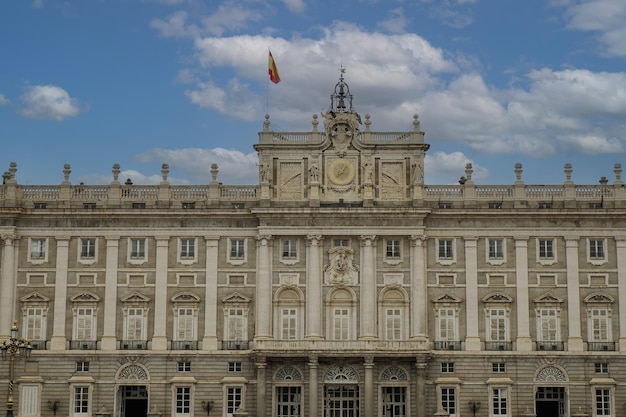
[588,238,608,265]
[491,387,509,417]
[173,385,193,417]
[384,239,402,264]
[436,238,456,265]
[440,386,457,417]
[178,238,198,264]
[128,238,147,264]
[28,238,48,264]
[593,387,613,417]
[224,385,245,415]
[487,238,506,265]
[71,385,91,417]
[280,239,299,264]
[227,238,247,265]
[78,238,97,264]
[537,238,557,265]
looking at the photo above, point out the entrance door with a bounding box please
[119,386,148,417]
[324,385,359,417]
[536,387,566,417]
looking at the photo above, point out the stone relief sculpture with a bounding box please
[324,246,359,285]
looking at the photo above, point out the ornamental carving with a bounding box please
[117,364,149,381]
[380,367,408,381]
[324,365,359,382]
[324,246,358,285]
[275,366,302,381]
[535,365,567,382]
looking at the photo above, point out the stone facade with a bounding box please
[1,74,625,417]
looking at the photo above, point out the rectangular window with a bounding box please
[25,308,45,340]
[386,240,401,259]
[441,387,456,417]
[492,363,506,373]
[282,239,297,259]
[80,239,96,259]
[75,308,94,341]
[539,309,558,341]
[438,239,454,259]
[226,308,245,341]
[30,239,46,259]
[230,239,245,259]
[76,361,90,372]
[73,387,89,416]
[492,388,508,416]
[180,239,195,258]
[333,239,349,247]
[595,388,611,416]
[385,308,402,340]
[276,386,301,417]
[489,239,504,259]
[280,308,297,340]
[176,387,191,416]
[176,308,195,341]
[488,309,507,342]
[590,239,605,259]
[125,308,144,340]
[130,238,145,259]
[381,387,406,417]
[539,239,554,259]
[441,363,455,373]
[20,384,39,417]
[595,363,609,374]
[226,387,243,414]
[591,309,609,342]
[438,308,456,341]
[333,308,350,340]
[228,362,242,372]
[177,361,191,372]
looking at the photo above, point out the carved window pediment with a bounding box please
[433,293,462,304]
[483,292,513,304]
[171,292,201,303]
[222,292,251,305]
[20,292,50,303]
[534,292,563,304]
[584,292,614,304]
[71,292,101,303]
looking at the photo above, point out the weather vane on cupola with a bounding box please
[330,66,354,113]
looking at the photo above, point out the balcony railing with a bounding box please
[171,340,199,350]
[253,339,428,351]
[536,341,564,351]
[433,341,462,351]
[120,340,148,350]
[587,342,616,352]
[222,340,249,350]
[70,340,97,350]
[485,341,513,351]
[29,340,47,350]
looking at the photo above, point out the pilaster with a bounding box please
[359,235,377,339]
[151,237,169,350]
[305,235,323,339]
[101,237,120,350]
[565,237,584,351]
[255,235,273,340]
[515,237,532,351]
[308,356,319,417]
[0,234,17,338]
[50,237,70,350]
[464,237,481,351]
[409,235,428,341]
[203,238,219,350]
[616,239,626,350]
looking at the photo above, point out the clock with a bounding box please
[328,158,356,185]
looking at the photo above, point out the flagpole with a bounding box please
[266,47,270,116]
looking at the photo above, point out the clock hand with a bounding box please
[338,165,346,175]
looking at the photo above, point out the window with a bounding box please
[181,202,195,209]
[175,387,191,416]
[488,239,504,260]
[73,386,89,416]
[222,293,251,349]
[441,387,456,417]
[282,239,298,260]
[538,308,558,342]
[29,238,47,261]
[538,202,552,209]
[83,202,96,209]
[180,238,195,259]
[228,362,242,372]
[438,308,457,342]
[174,307,197,342]
[76,362,90,372]
[492,388,508,416]
[381,386,406,417]
[25,307,46,341]
[438,202,452,209]
[129,238,146,260]
[595,363,609,374]
[333,239,349,247]
[488,202,502,209]
[595,388,611,416]
[226,308,245,341]
[385,308,402,340]
[333,308,350,340]
[178,361,191,372]
[590,239,605,259]
[438,239,454,259]
[488,308,508,342]
[386,239,401,260]
[74,307,95,341]
[276,386,301,417]
[230,239,245,260]
[132,202,146,209]
[80,238,96,260]
[538,239,554,260]
[280,308,298,340]
[274,287,304,340]
[441,363,455,373]
[590,308,610,342]
[33,202,47,209]
[492,363,506,373]
[226,386,243,415]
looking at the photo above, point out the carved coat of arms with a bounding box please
[324,246,359,285]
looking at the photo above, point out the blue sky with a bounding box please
[2,0,626,186]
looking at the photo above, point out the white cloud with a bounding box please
[19,85,84,121]
[0,94,9,106]
[78,170,189,186]
[283,0,306,14]
[425,151,488,184]
[32,0,43,9]
[377,8,409,34]
[134,147,259,184]
[562,0,626,56]
[151,11,198,38]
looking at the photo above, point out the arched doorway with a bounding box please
[324,365,360,417]
[115,363,150,417]
[534,365,568,417]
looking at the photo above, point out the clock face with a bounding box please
[328,158,356,185]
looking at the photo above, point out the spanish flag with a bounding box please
[268,51,281,84]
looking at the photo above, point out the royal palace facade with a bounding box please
[1,75,625,417]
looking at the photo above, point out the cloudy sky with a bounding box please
[2,0,626,186]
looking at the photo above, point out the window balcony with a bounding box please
[485,341,513,351]
[171,340,198,350]
[29,340,47,350]
[120,340,148,350]
[252,339,428,352]
[587,342,616,352]
[434,341,462,351]
[222,340,249,350]
[536,341,564,351]
[70,340,97,350]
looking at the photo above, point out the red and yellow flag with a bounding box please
[268,51,281,84]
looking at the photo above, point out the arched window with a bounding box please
[326,287,357,340]
[273,286,304,340]
[378,286,409,340]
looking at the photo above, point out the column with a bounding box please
[308,356,319,417]
[151,237,169,350]
[363,356,374,417]
[409,235,428,340]
[305,235,323,339]
[50,237,70,350]
[0,235,17,337]
[464,237,481,350]
[203,237,219,350]
[514,237,532,351]
[360,235,377,339]
[617,239,626,351]
[101,236,120,350]
[415,359,427,417]
[565,237,584,351]
[255,235,273,339]
[256,358,267,417]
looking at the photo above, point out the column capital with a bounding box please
[204,236,219,247]
[363,356,375,367]
[105,236,121,246]
[359,235,377,245]
[464,236,478,245]
[256,234,273,245]
[565,237,580,247]
[514,237,530,246]
[308,355,319,366]
[306,234,322,245]
[1,234,17,245]
[409,235,426,246]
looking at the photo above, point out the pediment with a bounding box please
[432,293,462,304]
[222,292,251,304]
[584,292,614,304]
[482,292,513,303]
[121,291,151,303]
[20,291,50,303]
[71,292,101,302]
[533,292,563,304]
[171,292,201,303]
